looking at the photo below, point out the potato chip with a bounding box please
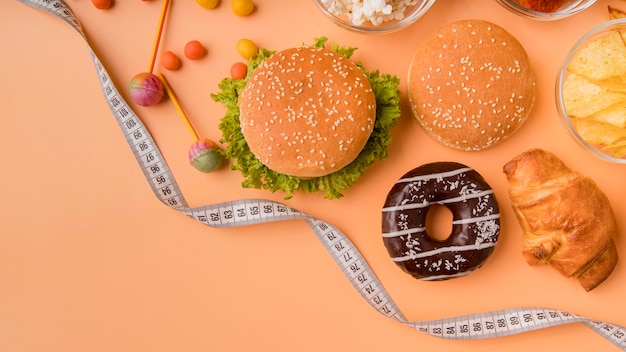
[608,6,626,43]
[567,31,626,81]
[604,146,626,157]
[562,73,626,117]
[589,75,626,93]
[602,138,626,157]
[608,5,626,20]
[570,118,626,145]
[587,99,626,128]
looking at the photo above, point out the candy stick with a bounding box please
[148,0,171,73]
[158,73,199,141]
[158,73,223,173]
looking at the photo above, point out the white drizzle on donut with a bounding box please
[382,189,494,212]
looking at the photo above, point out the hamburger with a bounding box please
[408,19,536,151]
[212,37,401,199]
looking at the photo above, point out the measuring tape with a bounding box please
[19,0,626,349]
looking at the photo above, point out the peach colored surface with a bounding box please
[1,1,626,351]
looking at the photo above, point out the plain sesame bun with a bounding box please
[408,19,536,151]
[238,46,376,178]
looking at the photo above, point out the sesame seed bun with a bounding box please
[239,46,376,178]
[408,19,536,151]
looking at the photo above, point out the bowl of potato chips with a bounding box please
[557,18,626,163]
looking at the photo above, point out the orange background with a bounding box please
[2,0,626,351]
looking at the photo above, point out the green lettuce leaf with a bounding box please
[211,36,401,199]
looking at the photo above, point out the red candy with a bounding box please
[161,51,180,71]
[230,62,248,79]
[184,40,206,60]
[92,0,112,9]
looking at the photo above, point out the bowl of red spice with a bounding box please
[495,0,596,20]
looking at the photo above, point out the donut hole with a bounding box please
[425,204,453,242]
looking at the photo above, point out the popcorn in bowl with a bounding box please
[320,0,419,26]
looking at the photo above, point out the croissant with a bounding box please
[503,148,618,291]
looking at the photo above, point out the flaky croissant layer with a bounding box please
[503,148,618,291]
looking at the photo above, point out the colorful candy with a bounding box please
[196,0,219,9]
[160,50,180,71]
[236,38,258,59]
[184,40,206,60]
[230,62,248,79]
[92,0,112,9]
[129,72,164,106]
[189,139,223,172]
[231,0,254,16]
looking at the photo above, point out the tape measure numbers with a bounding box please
[18,0,626,349]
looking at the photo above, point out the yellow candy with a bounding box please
[196,0,219,9]
[231,0,254,16]
[236,38,258,59]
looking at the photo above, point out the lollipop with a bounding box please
[129,0,170,106]
[129,72,163,106]
[188,139,223,173]
[158,73,223,173]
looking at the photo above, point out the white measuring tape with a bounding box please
[19,0,626,349]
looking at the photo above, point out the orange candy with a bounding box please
[92,0,112,9]
[230,62,248,79]
[160,51,180,71]
[184,40,206,60]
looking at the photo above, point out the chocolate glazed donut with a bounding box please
[382,162,501,281]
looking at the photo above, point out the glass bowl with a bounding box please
[556,18,626,164]
[495,0,596,20]
[313,0,436,34]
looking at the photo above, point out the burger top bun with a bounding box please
[408,19,536,151]
[239,46,376,178]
